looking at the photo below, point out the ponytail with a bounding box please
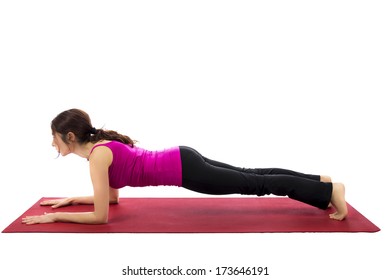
[90,128,136,146]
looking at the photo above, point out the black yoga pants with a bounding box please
[179,146,332,210]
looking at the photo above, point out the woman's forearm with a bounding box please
[71,195,119,205]
[50,211,107,224]
[71,196,94,205]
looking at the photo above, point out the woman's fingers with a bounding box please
[22,213,54,224]
[22,215,39,224]
[40,200,55,205]
[40,198,70,208]
[51,202,63,208]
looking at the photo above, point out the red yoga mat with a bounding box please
[2,197,380,233]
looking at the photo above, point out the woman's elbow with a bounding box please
[109,197,119,204]
[95,217,108,224]
[93,213,109,224]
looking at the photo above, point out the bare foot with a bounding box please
[329,182,348,221]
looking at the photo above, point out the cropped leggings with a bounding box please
[179,146,332,210]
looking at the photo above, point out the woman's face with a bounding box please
[52,132,71,156]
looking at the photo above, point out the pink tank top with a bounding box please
[90,141,182,189]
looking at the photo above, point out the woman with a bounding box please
[22,109,347,225]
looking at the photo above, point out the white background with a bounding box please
[1,1,389,279]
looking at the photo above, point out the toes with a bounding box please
[329,212,346,221]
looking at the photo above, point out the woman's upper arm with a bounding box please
[89,146,113,223]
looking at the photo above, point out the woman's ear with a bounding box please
[67,132,76,142]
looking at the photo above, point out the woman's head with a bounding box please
[51,109,136,155]
[51,109,94,145]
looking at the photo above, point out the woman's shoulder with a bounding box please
[90,140,113,154]
[88,143,113,167]
[91,141,139,155]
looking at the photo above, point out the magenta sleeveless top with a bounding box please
[90,141,182,189]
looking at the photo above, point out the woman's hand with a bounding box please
[40,198,74,208]
[22,213,56,225]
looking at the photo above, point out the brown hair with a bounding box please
[51,108,136,146]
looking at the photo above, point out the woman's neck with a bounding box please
[73,142,95,159]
